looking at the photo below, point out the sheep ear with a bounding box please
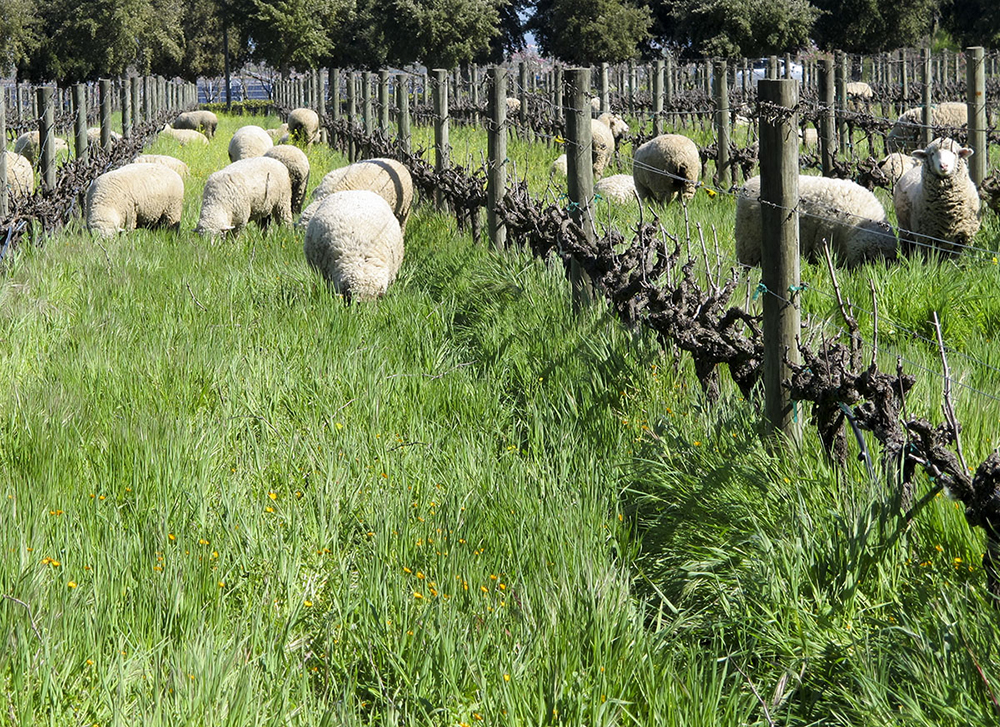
[958,147,974,159]
[912,150,927,161]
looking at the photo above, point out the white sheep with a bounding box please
[304,190,404,302]
[264,145,310,214]
[173,110,219,139]
[886,102,967,153]
[735,175,896,267]
[3,151,34,200]
[196,157,292,237]
[287,108,320,145]
[86,127,124,146]
[159,125,209,146]
[590,119,615,179]
[266,123,289,143]
[590,97,601,114]
[14,131,69,164]
[299,158,413,232]
[878,152,920,185]
[845,82,874,100]
[893,137,981,254]
[132,154,190,178]
[505,97,521,116]
[597,112,629,147]
[595,174,637,204]
[549,154,567,178]
[632,134,701,205]
[228,125,273,162]
[85,163,184,238]
[800,127,818,147]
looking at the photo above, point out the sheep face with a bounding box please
[913,138,973,179]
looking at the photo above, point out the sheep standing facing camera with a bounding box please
[893,137,981,254]
[85,163,184,238]
[304,190,405,302]
[287,108,320,145]
[196,157,292,237]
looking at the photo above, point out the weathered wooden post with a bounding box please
[347,72,358,161]
[37,87,56,192]
[471,65,481,123]
[99,79,112,150]
[900,49,909,117]
[564,67,595,311]
[768,55,778,80]
[143,76,152,123]
[653,59,664,136]
[714,59,731,189]
[665,55,674,123]
[73,84,88,163]
[378,70,390,132]
[784,53,793,79]
[433,69,449,212]
[317,69,326,119]
[922,48,933,147]
[599,63,609,115]
[629,60,637,108]
[122,78,132,138]
[329,68,340,149]
[553,65,563,119]
[835,51,847,154]
[131,76,141,126]
[487,66,507,251]
[397,76,411,156]
[363,71,374,139]
[758,78,801,441]
[966,46,987,187]
[0,90,7,219]
[518,61,528,131]
[820,58,836,175]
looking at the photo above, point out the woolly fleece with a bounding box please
[85,163,184,238]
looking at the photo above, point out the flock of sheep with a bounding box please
[81,107,412,302]
[540,94,983,267]
[2,92,989,303]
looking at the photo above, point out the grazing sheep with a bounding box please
[13,131,69,164]
[878,152,920,185]
[549,154,567,178]
[85,163,184,238]
[159,125,209,146]
[590,97,602,114]
[597,112,629,147]
[3,151,34,200]
[173,110,219,139]
[264,145,310,214]
[86,127,123,146]
[800,127,818,147]
[287,108,320,145]
[195,157,292,237]
[595,174,637,204]
[505,97,521,116]
[266,123,289,143]
[886,102,967,153]
[736,175,896,267]
[845,82,874,100]
[304,190,404,302]
[590,119,615,179]
[893,137,981,254]
[734,114,752,128]
[228,125,273,162]
[632,134,701,206]
[299,158,413,232]
[132,154,190,178]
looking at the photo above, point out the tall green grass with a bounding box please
[1,113,998,725]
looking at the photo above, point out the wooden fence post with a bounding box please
[471,65,481,123]
[518,61,528,131]
[820,58,836,176]
[363,71,374,140]
[73,84,88,163]
[597,63,608,115]
[835,52,847,154]
[922,48,933,147]
[564,67,595,312]
[0,89,7,219]
[653,59,664,136]
[330,68,340,149]
[758,78,801,442]
[967,46,987,187]
[487,66,507,251]
[317,69,326,119]
[99,79,111,150]
[38,87,56,192]
[397,76,411,156]
[378,70,389,132]
[714,59,731,188]
[122,78,132,138]
[433,69,449,212]
[347,72,357,162]
[131,77,141,126]
[900,50,909,117]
